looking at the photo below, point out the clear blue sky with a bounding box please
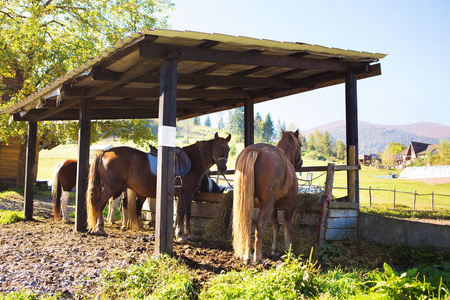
[166,0,450,131]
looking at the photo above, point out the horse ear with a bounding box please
[294,129,299,137]
[215,132,219,140]
[226,134,231,142]
[281,129,285,134]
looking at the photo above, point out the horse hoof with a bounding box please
[176,236,187,243]
[121,226,127,231]
[186,235,198,242]
[64,219,72,224]
[95,229,108,236]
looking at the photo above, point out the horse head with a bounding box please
[213,132,232,174]
[279,130,303,170]
[292,130,303,170]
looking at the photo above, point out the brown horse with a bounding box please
[51,159,123,224]
[86,133,231,240]
[232,130,303,263]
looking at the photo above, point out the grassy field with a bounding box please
[37,141,450,212]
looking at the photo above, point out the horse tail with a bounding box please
[232,148,259,260]
[51,161,63,221]
[86,152,103,232]
[126,189,143,231]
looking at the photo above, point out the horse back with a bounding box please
[250,144,297,204]
[58,159,77,191]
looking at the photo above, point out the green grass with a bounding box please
[0,210,24,224]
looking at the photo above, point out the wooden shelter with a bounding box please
[0,29,386,254]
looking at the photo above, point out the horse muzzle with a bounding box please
[215,157,228,174]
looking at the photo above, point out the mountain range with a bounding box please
[303,121,450,154]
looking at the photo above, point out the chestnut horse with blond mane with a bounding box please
[232,130,303,263]
[86,133,231,241]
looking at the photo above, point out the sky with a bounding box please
[166,0,450,132]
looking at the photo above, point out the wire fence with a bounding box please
[213,170,450,212]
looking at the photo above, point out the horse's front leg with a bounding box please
[121,192,129,231]
[60,191,71,224]
[174,194,187,243]
[184,196,197,242]
[107,195,120,225]
[271,209,280,257]
[283,204,294,253]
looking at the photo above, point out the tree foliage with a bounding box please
[0,0,174,145]
[382,142,406,169]
[262,113,274,143]
[230,107,244,143]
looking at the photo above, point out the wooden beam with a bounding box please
[24,121,37,220]
[75,99,91,232]
[139,43,362,72]
[155,58,177,256]
[318,163,335,247]
[244,98,254,147]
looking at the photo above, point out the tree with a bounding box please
[230,107,244,143]
[217,112,225,130]
[0,0,174,146]
[254,112,264,142]
[204,115,212,127]
[262,113,274,143]
[436,140,450,165]
[336,140,346,160]
[307,133,315,151]
[382,142,406,170]
[193,117,201,126]
[322,131,332,158]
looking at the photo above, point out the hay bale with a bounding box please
[202,191,233,243]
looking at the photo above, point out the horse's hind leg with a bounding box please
[271,210,280,257]
[95,189,115,236]
[254,203,273,263]
[61,191,71,224]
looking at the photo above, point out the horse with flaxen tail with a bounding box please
[51,159,123,224]
[86,133,231,241]
[232,130,303,263]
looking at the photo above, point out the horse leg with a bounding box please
[283,206,294,254]
[184,199,196,242]
[175,193,187,243]
[107,195,121,225]
[95,189,115,236]
[121,192,129,231]
[254,203,273,263]
[60,191,71,224]
[271,209,280,257]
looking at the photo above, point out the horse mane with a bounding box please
[277,131,301,152]
[185,138,215,171]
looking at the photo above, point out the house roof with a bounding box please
[1,29,386,122]
[417,144,439,156]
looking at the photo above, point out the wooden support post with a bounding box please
[155,58,178,256]
[244,98,254,147]
[369,186,372,208]
[75,99,91,232]
[318,163,335,247]
[345,68,359,204]
[23,121,37,220]
[413,190,417,210]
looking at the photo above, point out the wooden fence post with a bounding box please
[393,188,396,210]
[369,186,372,208]
[431,192,434,211]
[413,190,417,211]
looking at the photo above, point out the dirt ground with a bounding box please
[0,193,274,298]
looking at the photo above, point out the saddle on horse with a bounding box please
[147,145,191,187]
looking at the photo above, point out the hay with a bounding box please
[202,191,233,243]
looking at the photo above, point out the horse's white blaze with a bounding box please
[61,191,70,223]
